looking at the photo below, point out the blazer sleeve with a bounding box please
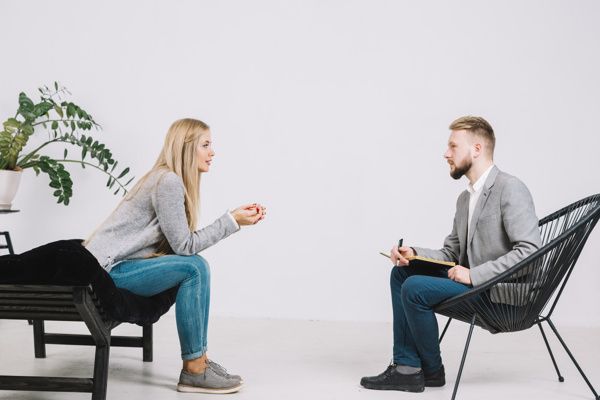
[469,178,542,287]
[151,172,240,255]
[412,195,463,263]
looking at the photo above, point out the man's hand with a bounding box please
[391,245,415,267]
[447,265,471,285]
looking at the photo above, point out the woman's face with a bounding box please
[196,130,215,173]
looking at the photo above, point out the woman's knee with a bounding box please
[181,255,210,282]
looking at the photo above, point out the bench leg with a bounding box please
[92,344,110,400]
[143,324,153,362]
[33,320,46,358]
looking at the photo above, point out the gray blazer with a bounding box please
[413,166,542,288]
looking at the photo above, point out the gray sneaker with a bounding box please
[207,359,243,383]
[177,365,243,394]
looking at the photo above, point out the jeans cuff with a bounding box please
[182,347,207,361]
[393,356,421,368]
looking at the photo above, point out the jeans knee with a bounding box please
[400,276,422,305]
[390,266,408,288]
[185,255,210,283]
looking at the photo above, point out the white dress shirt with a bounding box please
[467,164,495,237]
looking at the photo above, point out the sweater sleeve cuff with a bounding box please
[226,210,240,231]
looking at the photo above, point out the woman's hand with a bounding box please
[391,245,415,267]
[231,203,267,226]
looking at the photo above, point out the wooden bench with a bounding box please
[0,284,153,400]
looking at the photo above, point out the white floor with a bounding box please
[0,316,598,400]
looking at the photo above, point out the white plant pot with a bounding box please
[0,169,22,210]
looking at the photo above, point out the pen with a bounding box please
[398,238,403,251]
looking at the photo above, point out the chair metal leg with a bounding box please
[451,315,476,400]
[546,318,599,400]
[33,320,46,358]
[537,321,564,382]
[439,318,453,343]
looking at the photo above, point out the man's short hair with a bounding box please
[449,116,495,155]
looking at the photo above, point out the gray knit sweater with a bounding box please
[85,170,239,272]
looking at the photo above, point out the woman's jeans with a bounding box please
[391,266,470,374]
[109,255,211,361]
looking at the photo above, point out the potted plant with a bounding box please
[0,82,132,209]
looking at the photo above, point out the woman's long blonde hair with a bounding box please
[86,118,209,254]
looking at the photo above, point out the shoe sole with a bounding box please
[361,382,424,393]
[177,382,243,394]
[425,380,445,387]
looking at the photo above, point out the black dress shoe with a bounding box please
[360,364,425,392]
[425,364,445,387]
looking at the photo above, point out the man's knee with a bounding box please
[390,266,408,287]
[400,276,424,304]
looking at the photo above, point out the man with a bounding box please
[360,116,542,393]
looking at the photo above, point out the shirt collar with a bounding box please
[467,164,495,195]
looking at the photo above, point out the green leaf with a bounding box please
[66,103,76,118]
[54,105,63,118]
[52,121,59,130]
[64,149,68,159]
[21,124,34,135]
[34,102,53,117]
[54,81,58,90]
[117,167,130,179]
[18,92,34,112]
[3,118,21,132]
[53,189,62,196]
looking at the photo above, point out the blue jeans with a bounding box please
[109,255,211,361]
[391,266,470,374]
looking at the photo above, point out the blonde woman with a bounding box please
[85,118,265,393]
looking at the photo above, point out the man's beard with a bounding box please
[450,159,472,180]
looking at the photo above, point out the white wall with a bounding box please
[1,0,599,325]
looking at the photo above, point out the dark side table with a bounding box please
[0,209,19,255]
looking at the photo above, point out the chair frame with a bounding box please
[434,194,600,400]
[0,284,153,400]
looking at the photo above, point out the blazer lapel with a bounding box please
[467,166,499,246]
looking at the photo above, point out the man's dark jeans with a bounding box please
[391,265,470,374]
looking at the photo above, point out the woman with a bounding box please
[85,118,265,394]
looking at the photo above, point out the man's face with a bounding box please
[444,130,473,180]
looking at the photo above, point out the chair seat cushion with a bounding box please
[0,239,177,325]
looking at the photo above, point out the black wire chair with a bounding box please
[434,194,600,400]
